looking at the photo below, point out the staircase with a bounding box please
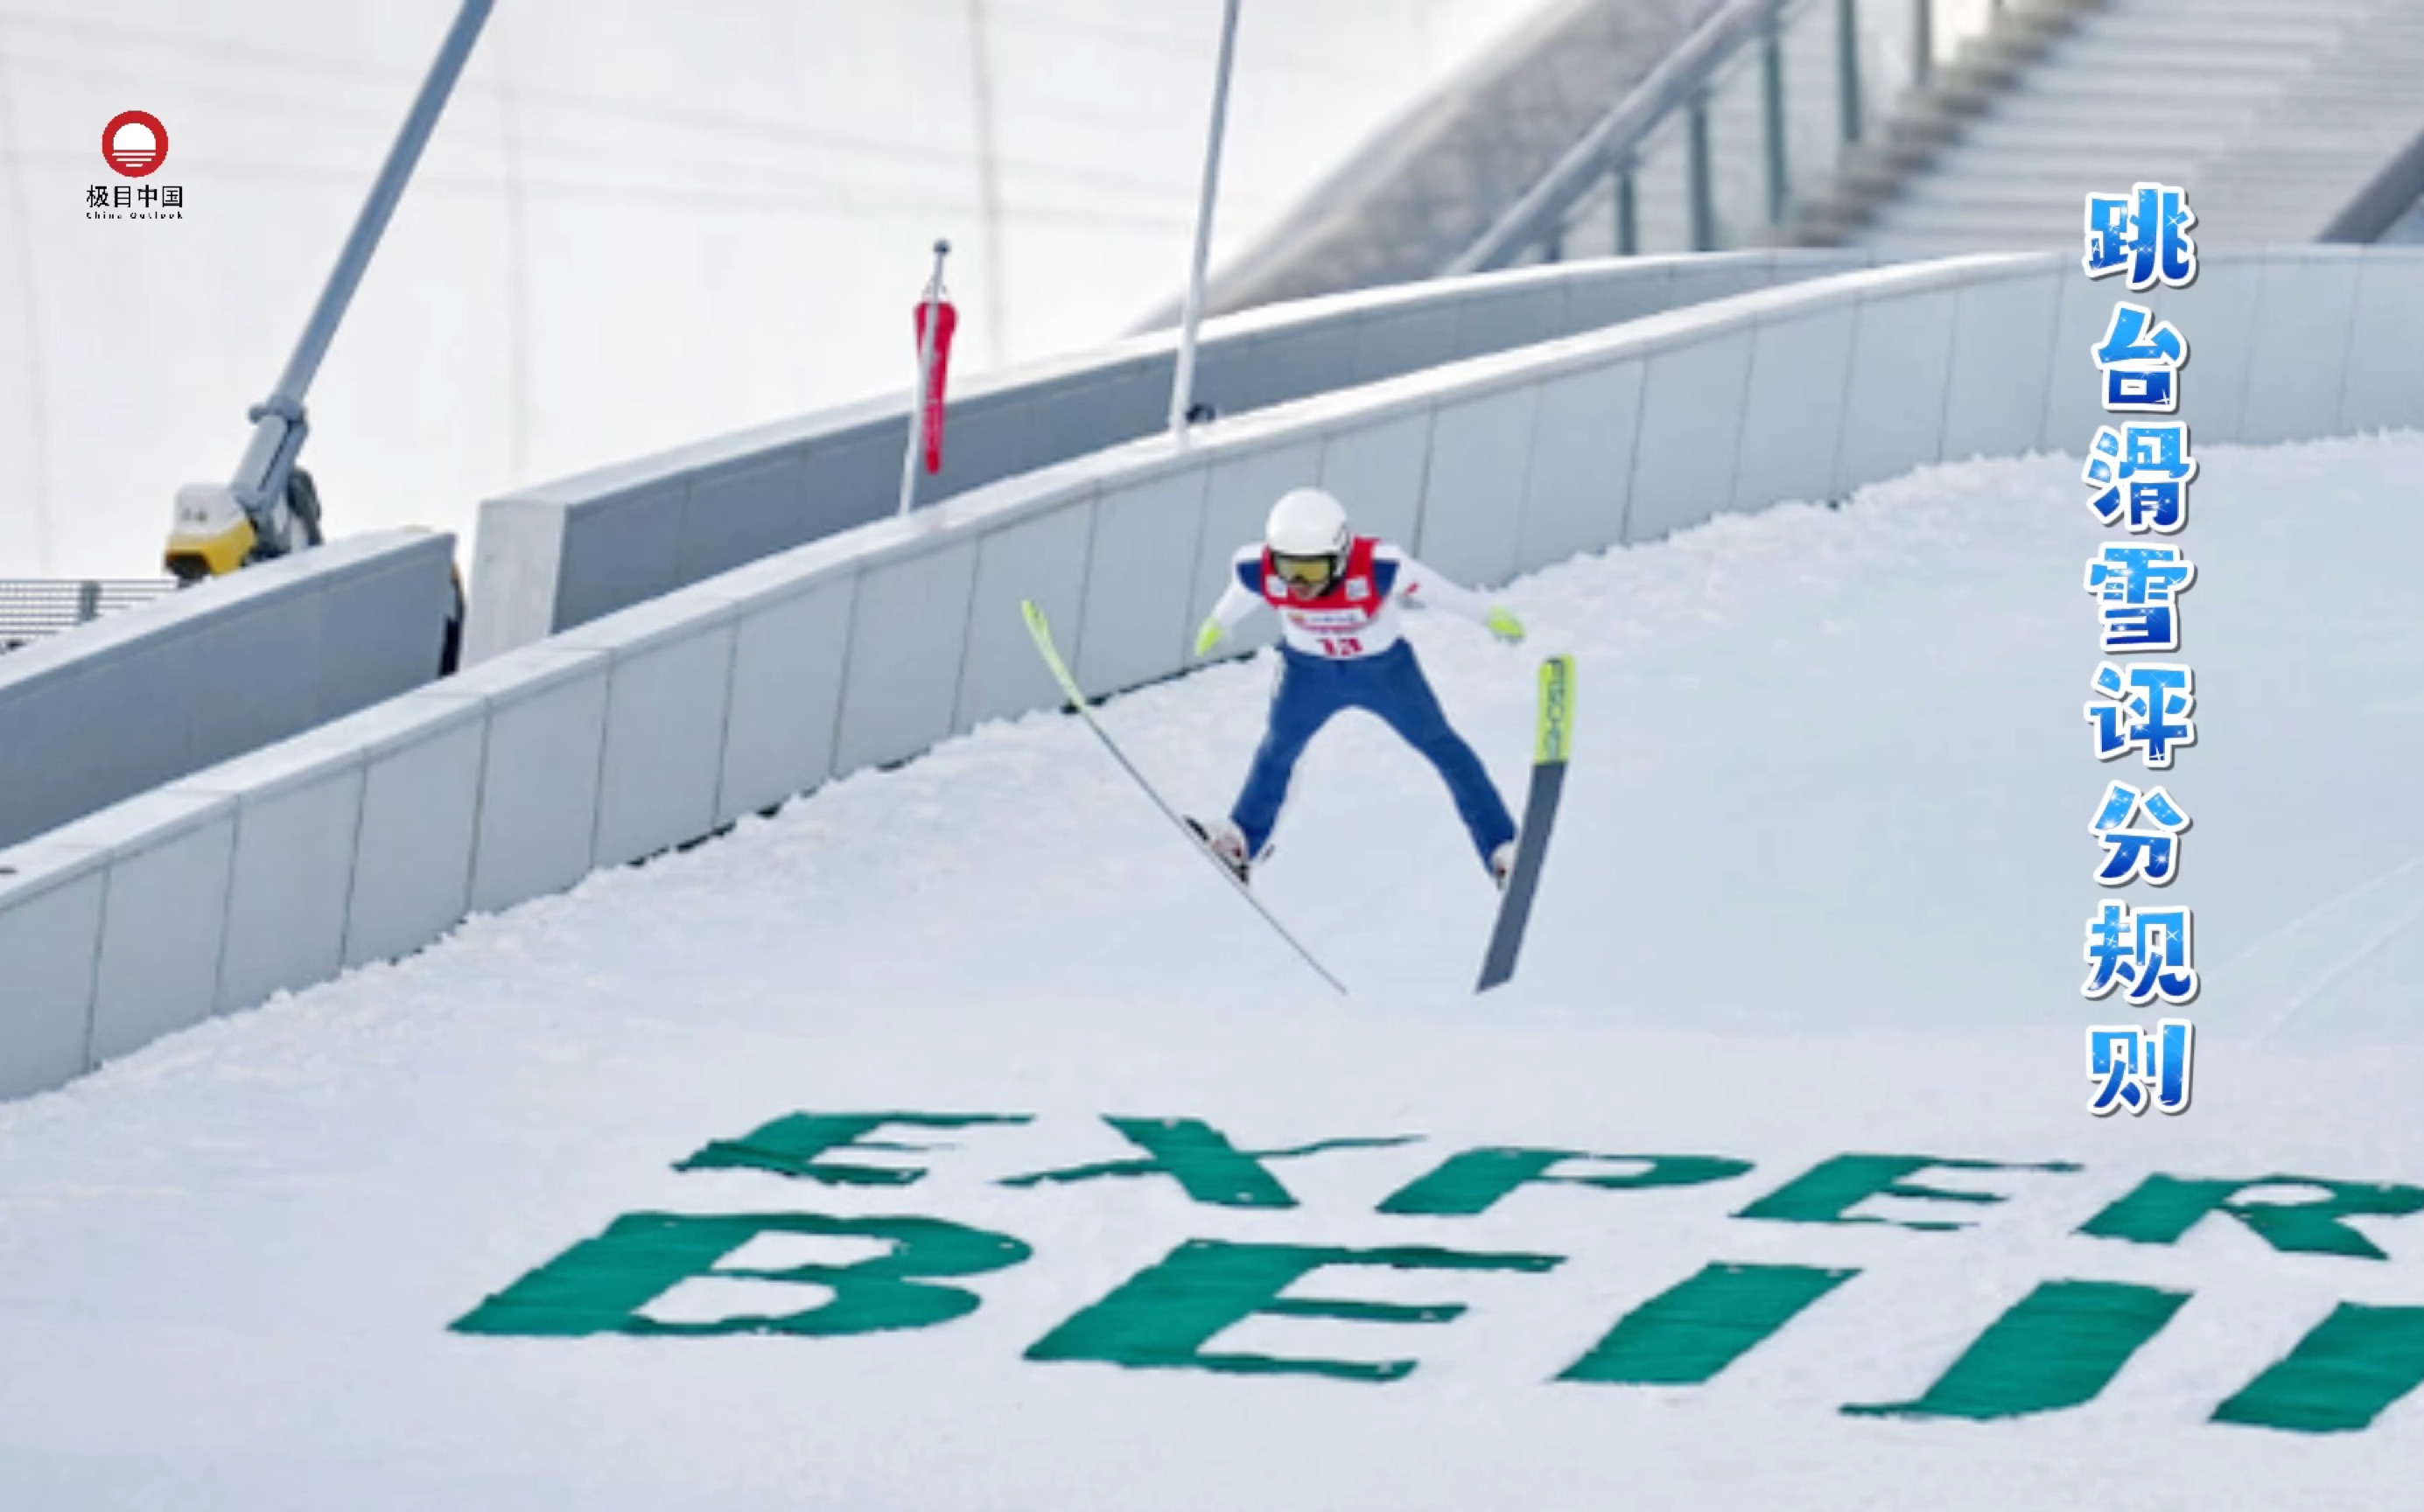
[1200,0,1723,315]
[1853,0,2424,251]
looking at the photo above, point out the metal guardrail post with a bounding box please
[1688,97,1715,251]
[1914,0,1933,87]
[1446,0,1781,276]
[76,580,100,624]
[1617,171,1638,255]
[1839,0,1864,144]
[1762,13,1788,224]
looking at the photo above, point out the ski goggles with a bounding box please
[1271,552,1338,587]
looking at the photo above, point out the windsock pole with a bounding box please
[899,240,952,518]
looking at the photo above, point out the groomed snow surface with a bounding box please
[4,435,2424,1508]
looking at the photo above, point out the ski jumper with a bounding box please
[1203,537,1517,868]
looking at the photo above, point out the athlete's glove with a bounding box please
[1486,607,1526,645]
[1194,617,1225,657]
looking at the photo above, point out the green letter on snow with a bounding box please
[675,1111,1031,1186]
[451,1212,1030,1338]
[1736,1153,2080,1232]
[1025,1240,1559,1382]
[1000,1116,1416,1208]
[1843,1280,2188,1421]
[1378,1148,1752,1217]
[2078,1173,2424,1259]
[1560,1262,1856,1386]
[2213,1304,2424,1433]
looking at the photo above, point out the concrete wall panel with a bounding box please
[1418,384,1538,588]
[1834,288,1958,494]
[1318,410,1433,550]
[1075,470,1208,697]
[956,500,1096,732]
[1939,270,2063,462]
[0,639,190,847]
[1734,306,1856,510]
[181,599,319,774]
[678,454,810,585]
[0,842,108,1096]
[554,482,686,632]
[84,791,237,1066]
[465,650,611,914]
[1518,361,1642,573]
[307,550,453,724]
[2240,254,2362,445]
[583,610,739,868]
[1563,262,1675,332]
[209,751,364,1015]
[463,499,565,664]
[1455,284,1565,359]
[833,542,980,772]
[345,694,487,970]
[718,577,855,822]
[2340,255,2424,434]
[795,431,904,542]
[0,531,452,850]
[1626,327,1754,542]
[1353,303,1461,385]
[1234,322,1363,409]
[1664,256,1789,311]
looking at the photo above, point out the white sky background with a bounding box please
[0,0,1547,577]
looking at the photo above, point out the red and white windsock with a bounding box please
[914,266,958,474]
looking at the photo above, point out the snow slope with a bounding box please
[0,0,1542,577]
[2,436,2422,1508]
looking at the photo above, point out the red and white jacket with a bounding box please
[1205,536,1495,661]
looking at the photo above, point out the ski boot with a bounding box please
[1186,816,1253,885]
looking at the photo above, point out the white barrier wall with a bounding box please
[5,247,2420,1100]
[0,530,458,850]
[463,250,1879,663]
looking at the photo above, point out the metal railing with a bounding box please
[1452,0,2008,270]
[0,579,177,654]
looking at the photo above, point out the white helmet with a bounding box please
[1265,487,1349,561]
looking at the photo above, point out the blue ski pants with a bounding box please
[1230,641,1517,868]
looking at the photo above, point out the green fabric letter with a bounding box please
[1735,1152,2080,1232]
[1001,1116,1415,1208]
[1025,1239,1559,1382]
[452,1212,1031,1337]
[1844,1279,2188,1420]
[2213,1303,2424,1433]
[675,1111,1031,1186]
[1378,1148,1752,1217]
[2077,1173,2424,1259]
[1560,1262,1857,1385]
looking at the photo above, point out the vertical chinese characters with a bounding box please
[2077,183,2200,1115]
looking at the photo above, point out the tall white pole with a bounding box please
[1167,0,1242,437]
[898,240,951,519]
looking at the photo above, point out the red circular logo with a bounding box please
[102,110,168,178]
